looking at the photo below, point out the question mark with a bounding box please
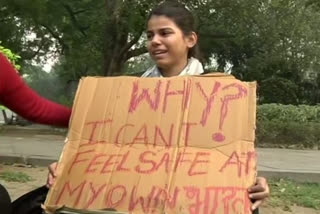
[212,83,248,142]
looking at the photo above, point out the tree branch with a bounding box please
[21,39,46,60]
[73,9,89,15]
[28,44,44,59]
[61,3,88,37]
[119,32,143,59]
[40,23,68,53]
[125,46,148,61]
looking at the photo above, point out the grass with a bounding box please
[268,178,320,210]
[0,170,33,183]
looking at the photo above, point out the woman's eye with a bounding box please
[161,31,171,36]
[147,34,153,40]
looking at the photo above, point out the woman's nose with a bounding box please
[151,34,161,45]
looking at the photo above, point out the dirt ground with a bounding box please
[0,164,48,200]
[0,164,319,214]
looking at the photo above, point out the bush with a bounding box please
[259,77,299,105]
[256,120,320,148]
[256,104,320,148]
[257,104,320,123]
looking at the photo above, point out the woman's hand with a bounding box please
[46,162,58,188]
[248,176,270,210]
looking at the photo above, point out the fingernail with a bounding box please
[249,194,253,198]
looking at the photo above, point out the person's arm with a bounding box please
[0,53,71,127]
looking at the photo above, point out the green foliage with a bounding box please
[0,171,32,183]
[269,178,320,210]
[0,42,21,70]
[257,104,320,123]
[1,0,320,104]
[256,120,320,148]
[0,105,7,110]
[23,64,75,106]
[256,104,320,148]
[259,77,299,104]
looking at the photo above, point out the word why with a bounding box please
[128,80,247,128]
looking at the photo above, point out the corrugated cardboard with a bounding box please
[44,74,257,214]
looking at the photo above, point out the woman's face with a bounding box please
[146,15,196,72]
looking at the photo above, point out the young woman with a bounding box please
[144,2,269,210]
[47,1,269,212]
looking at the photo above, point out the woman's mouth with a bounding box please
[152,50,167,57]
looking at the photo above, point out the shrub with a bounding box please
[259,77,299,105]
[256,120,320,148]
[257,104,320,123]
[256,104,320,148]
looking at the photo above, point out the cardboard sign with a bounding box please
[44,74,257,214]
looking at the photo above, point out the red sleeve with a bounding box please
[0,53,72,127]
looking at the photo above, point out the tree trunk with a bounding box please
[103,0,146,76]
[104,54,126,76]
[103,0,124,76]
[103,31,128,76]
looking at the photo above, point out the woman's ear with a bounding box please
[186,32,198,48]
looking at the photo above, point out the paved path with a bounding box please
[0,130,319,182]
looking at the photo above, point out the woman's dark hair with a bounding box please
[148,1,201,59]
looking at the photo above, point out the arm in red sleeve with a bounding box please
[0,53,72,127]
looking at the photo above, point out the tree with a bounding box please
[0,0,156,77]
[1,0,320,105]
[259,77,299,104]
[195,0,320,104]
